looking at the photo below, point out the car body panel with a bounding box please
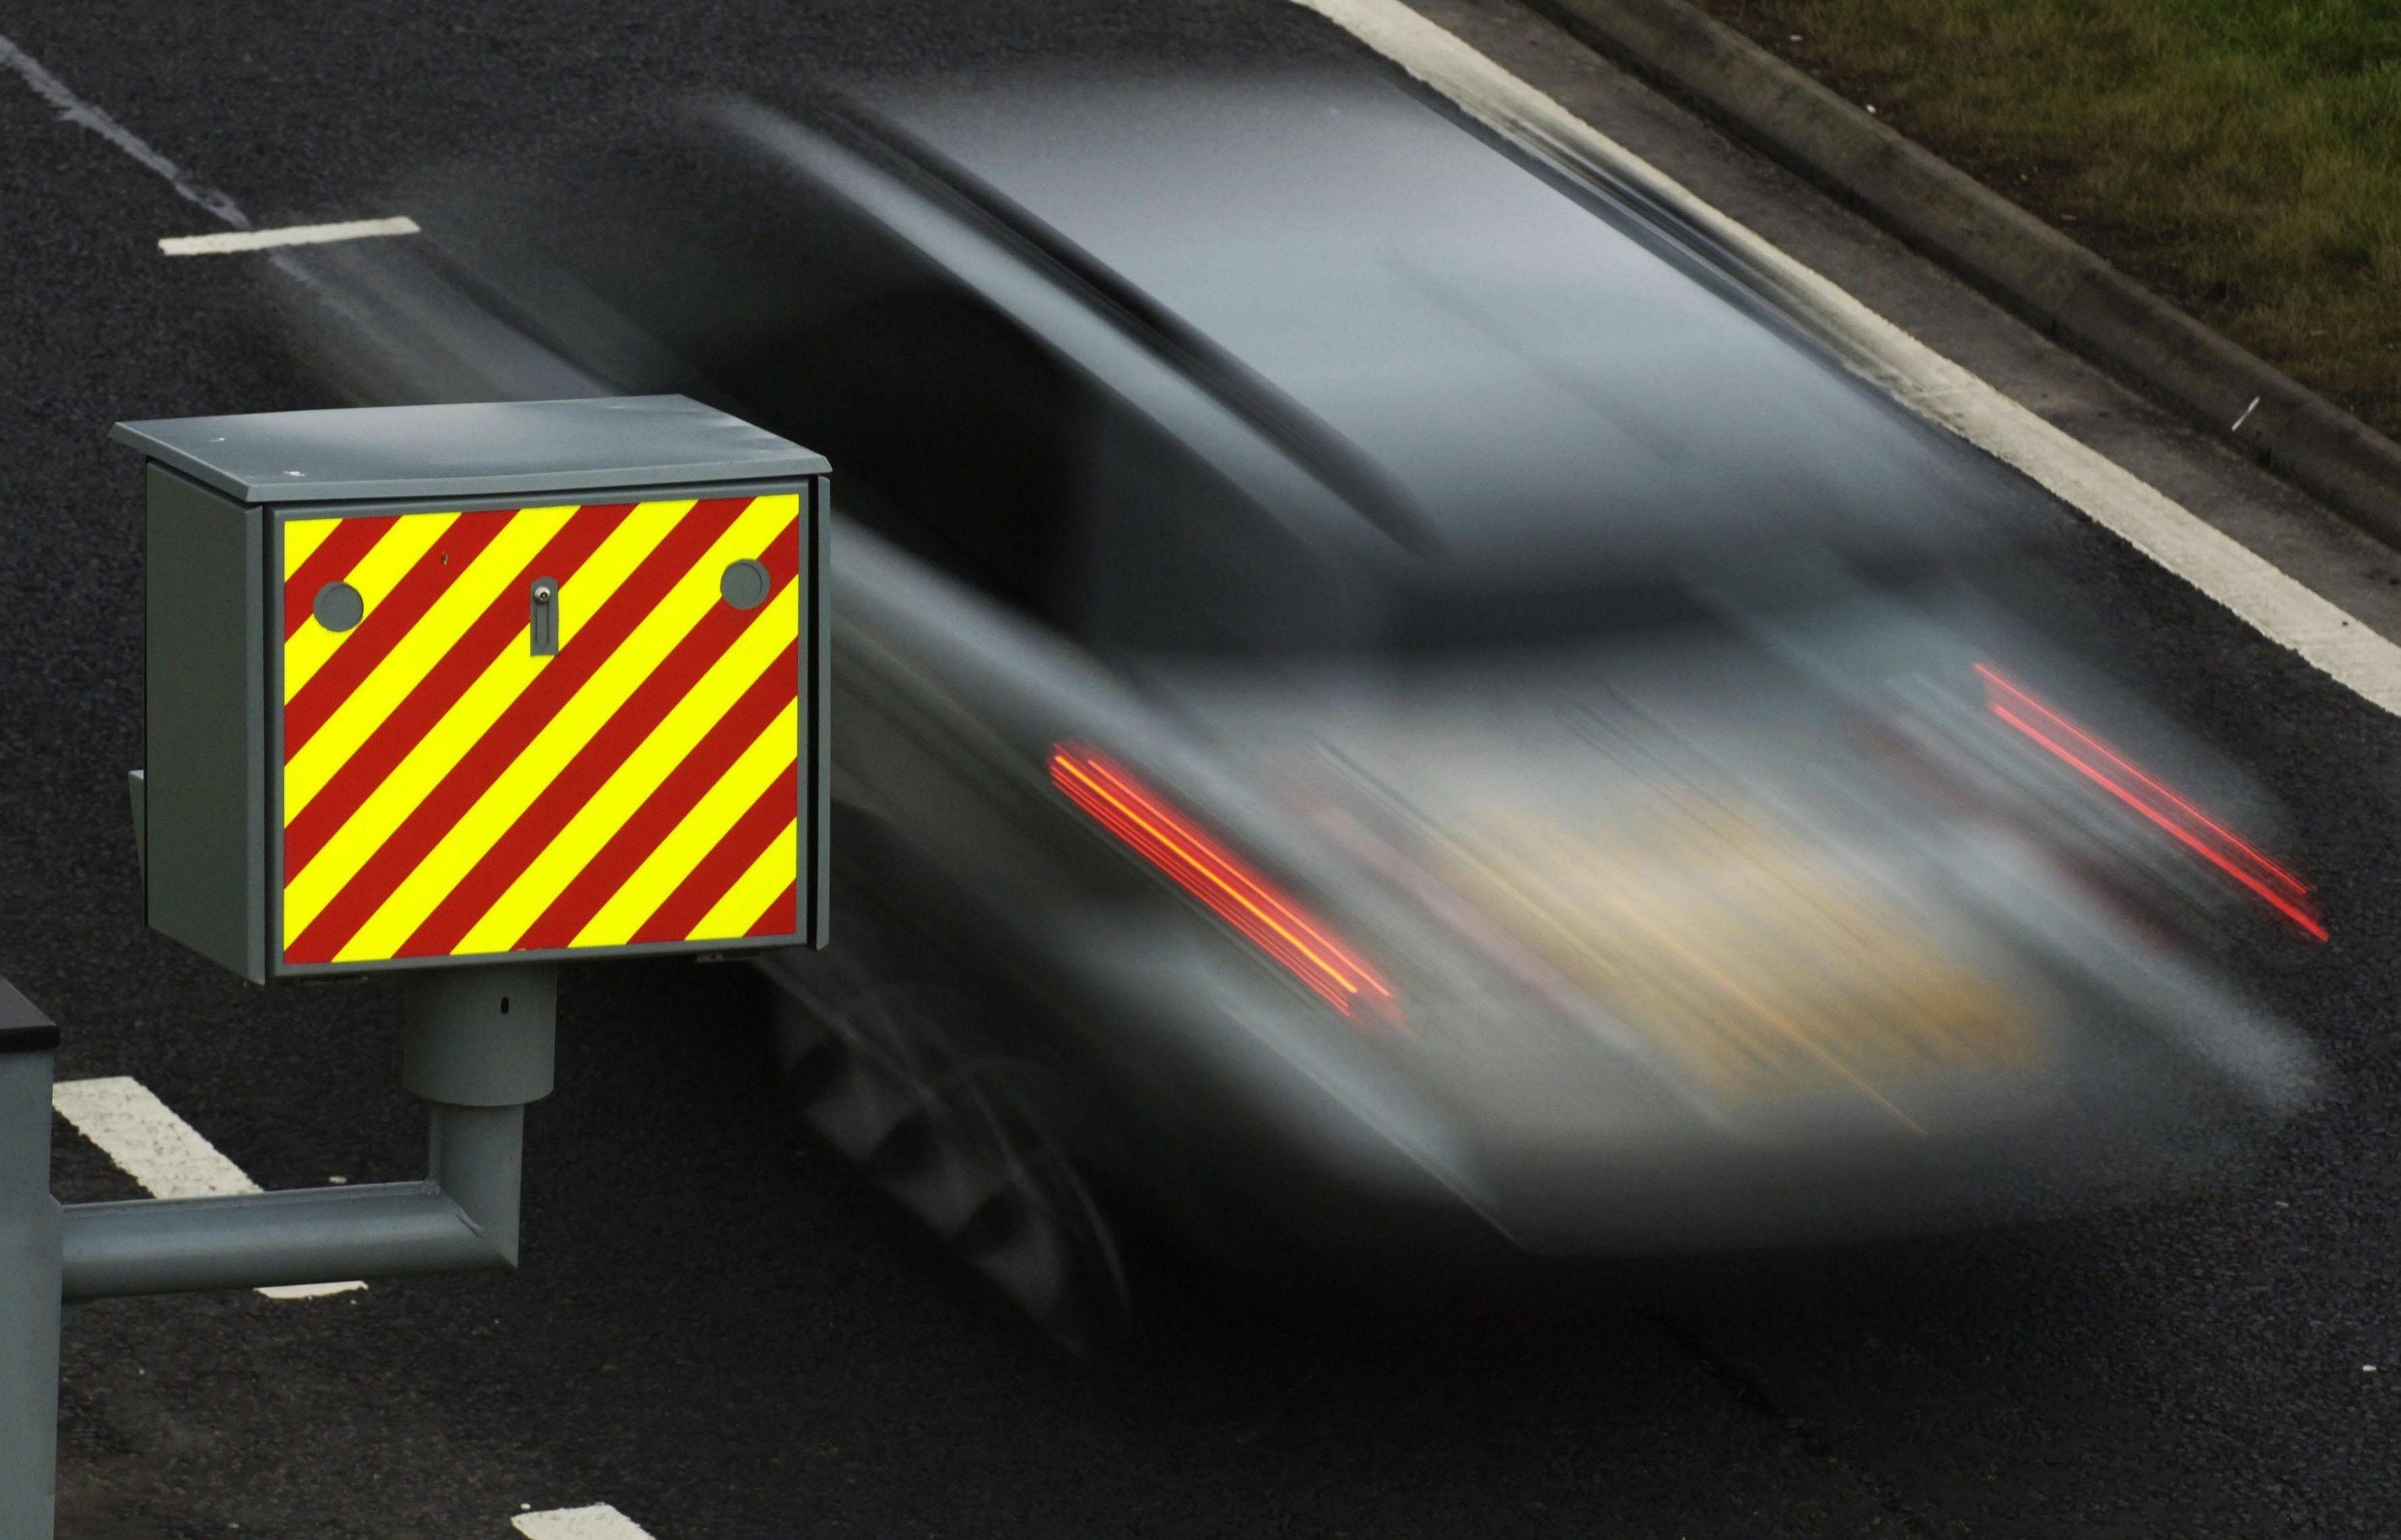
[267,68,2321,1266]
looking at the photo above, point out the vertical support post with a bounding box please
[404,965,556,1266]
[0,991,62,1540]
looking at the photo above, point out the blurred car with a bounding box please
[275,70,2322,1347]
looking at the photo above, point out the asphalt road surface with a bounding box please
[4,1,2398,1534]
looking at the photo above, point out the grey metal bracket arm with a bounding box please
[58,965,553,1300]
[61,1104,524,1299]
[1,962,557,1540]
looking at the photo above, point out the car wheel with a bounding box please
[761,935,1132,1357]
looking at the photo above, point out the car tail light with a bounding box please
[1976,664,2325,941]
[1050,744,1401,1026]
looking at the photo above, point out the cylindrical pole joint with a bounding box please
[401,964,556,1107]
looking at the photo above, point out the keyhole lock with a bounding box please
[528,577,560,657]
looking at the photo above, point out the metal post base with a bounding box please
[0,1036,61,1540]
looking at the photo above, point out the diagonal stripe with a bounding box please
[282,515,398,640]
[335,497,793,963]
[637,771,797,945]
[398,517,802,958]
[290,497,760,965]
[285,506,580,819]
[747,881,800,938]
[283,502,663,948]
[284,498,709,953]
[571,699,802,949]
[416,518,799,958]
[282,515,338,578]
[282,503,631,879]
[452,612,797,956]
[284,509,510,753]
[511,640,804,953]
[685,815,799,943]
[284,515,456,700]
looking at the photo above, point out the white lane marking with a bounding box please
[0,31,250,228]
[51,1077,259,1198]
[51,1077,367,1299]
[160,215,419,256]
[513,1504,658,1539]
[249,1278,366,1300]
[1292,0,2401,718]
[1,34,416,390]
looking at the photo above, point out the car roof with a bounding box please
[870,71,2034,574]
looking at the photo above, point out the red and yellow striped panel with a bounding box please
[276,493,805,967]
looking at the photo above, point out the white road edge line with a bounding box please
[0,31,250,228]
[513,1504,659,1539]
[160,216,419,255]
[51,1077,366,1300]
[1293,0,2401,719]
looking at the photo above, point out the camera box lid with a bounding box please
[110,395,828,505]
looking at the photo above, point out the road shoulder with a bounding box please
[1403,0,2401,653]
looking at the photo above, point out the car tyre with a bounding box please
[761,930,1133,1357]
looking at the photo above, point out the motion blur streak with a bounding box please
[1977,665,2328,940]
[250,69,2326,1261]
[1050,745,1400,1025]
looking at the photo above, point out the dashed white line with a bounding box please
[251,1278,365,1300]
[50,1077,253,1199]
[513,1504,658,1539]
[51,1077,366,1299]
[1,31,430,416]
[1294,0,2401,719]
[160,215,419,255]
[1,32,413,275]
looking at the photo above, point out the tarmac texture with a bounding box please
[2,1,2396,1534]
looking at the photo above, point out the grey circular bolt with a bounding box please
[312,580,364,633]
[720,558,772,610]
[532,581,556,604]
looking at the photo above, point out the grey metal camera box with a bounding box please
[114,396,831,982]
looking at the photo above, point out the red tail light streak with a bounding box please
[1050,744,1401,1025]
[1976,664,2326,941]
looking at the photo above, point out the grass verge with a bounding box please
[1688,0,2401,440]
